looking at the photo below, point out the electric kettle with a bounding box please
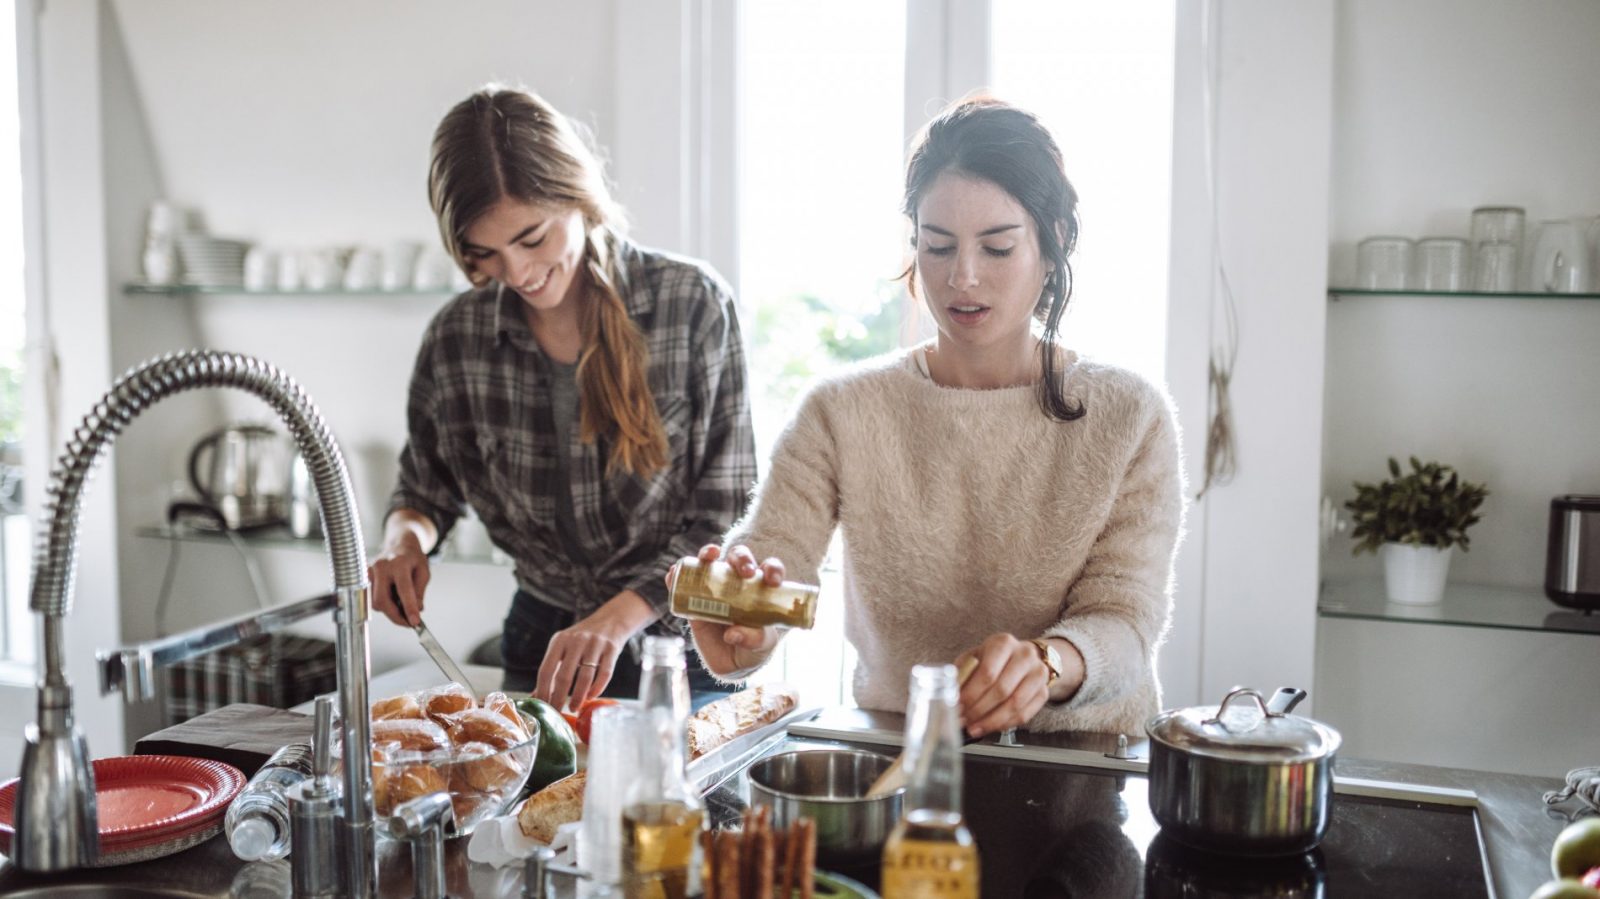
[1547,495,1600,610]
[186,423,290,530]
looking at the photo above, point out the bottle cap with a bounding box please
[229,816,277,860]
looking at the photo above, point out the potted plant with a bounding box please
[1345,456,1488,605]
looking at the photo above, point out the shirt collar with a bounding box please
[492,283,541,353]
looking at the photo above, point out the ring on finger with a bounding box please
[578,661,600,669]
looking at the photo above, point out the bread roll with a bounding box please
[372,717,450,754]
[687,685,799,759]
[447,708,527,751]
[450,740,528,793]
[370,745,393,816]
[517,770,587,844]
[482,691,522,728]
[422,683,476,722]
[450,790,497,831]
[388,762,449,808]
[371,692,424,721]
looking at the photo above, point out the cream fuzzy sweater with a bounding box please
[720,344,1185,735]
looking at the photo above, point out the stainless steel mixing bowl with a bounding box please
[746,748,904,863]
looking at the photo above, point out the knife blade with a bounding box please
[414,618,473,688]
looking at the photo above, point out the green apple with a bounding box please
[1554,819,1600,880]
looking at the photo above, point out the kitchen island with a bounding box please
[0,662,1577,896]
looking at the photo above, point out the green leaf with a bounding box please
[1345,457,1487,552]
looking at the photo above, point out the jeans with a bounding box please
[499,589,738,711]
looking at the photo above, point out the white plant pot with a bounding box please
[1380,543,1453,605]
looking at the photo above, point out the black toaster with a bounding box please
[1546,495,1600,610]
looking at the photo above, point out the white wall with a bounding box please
[1322,0,1600,586]
[1314,0,1600,776]
[92,0,624,748]
[1187,0,1334,709]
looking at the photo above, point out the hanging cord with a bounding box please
[154,526,272,637]
[1194,0,1239,501]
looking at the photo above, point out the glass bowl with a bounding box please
[334,715,541,839]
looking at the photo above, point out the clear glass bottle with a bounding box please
[225,742,314,861]
[622,636,705,899]
[668,557,819,629]
[881,664,981,899]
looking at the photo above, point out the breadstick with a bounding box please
[756,824,777,899]
[798,818,816,899]
[780,821,800,899]
[716,830,741,899]
[741,810,763,899]
[701,830,717,899]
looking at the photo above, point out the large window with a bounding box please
[992,0,1176,383]
[734,2,1175,708]
[1,0,31,665]
[738,2,908,706]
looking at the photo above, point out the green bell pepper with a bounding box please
[515,696,578,796]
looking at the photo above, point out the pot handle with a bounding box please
[1266,686,1307,716]
[1203,686,1308,728]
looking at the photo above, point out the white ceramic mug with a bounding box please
[1528,218,1591,293]
[381,241,422,291]
[343,247,381,291]
[243,247,278,291]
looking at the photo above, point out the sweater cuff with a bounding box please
[1041,621,1113,712]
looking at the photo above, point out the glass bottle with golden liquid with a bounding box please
[622,636,704,899]
[668,557,819,629]
[881,664,981,899]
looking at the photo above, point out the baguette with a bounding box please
[687,685,799,759]
[516,770,587,843]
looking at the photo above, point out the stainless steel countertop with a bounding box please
[0,663,1578,897]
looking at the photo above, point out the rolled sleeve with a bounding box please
[387,345,467,545]
[623,281,758,614]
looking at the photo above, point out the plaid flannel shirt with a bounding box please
[389,236,757,628]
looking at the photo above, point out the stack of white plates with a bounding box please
[176,235,249,287]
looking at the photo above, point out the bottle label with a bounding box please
[881,843,980,898]
[686,596,731,619]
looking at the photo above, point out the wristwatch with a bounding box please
[1029,638,1062,685]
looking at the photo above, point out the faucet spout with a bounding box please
[14,350,377,897]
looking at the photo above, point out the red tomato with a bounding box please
[561,711,581,738]
[1583,867,1600,890]
[575,698,620,744]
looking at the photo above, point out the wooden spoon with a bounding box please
[865,655,980,799]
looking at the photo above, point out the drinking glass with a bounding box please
[578,703,650,888]
[1357,237,1412,290]
[1470,206,1525,292]
[1413,237,1468,292]
[1472,241,1518,292]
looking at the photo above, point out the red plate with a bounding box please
[0,755,245,854]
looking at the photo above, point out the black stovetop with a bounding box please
[710,741,1492,898]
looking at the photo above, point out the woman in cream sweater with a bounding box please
[681,98,1185,738]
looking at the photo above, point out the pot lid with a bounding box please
[1145,687,1342,764]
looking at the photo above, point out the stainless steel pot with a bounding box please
[1146,687,1342,857]
[746,748,903,863]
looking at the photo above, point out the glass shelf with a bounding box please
[1318,576,1600,636]
[1328,287,1600,301]
[134,523,506,566]
[124,282,457,297]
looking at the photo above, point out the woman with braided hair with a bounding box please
[373,86,755,712]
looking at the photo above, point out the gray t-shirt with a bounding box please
[526,358,589,608]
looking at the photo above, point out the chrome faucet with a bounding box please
[13,350,378,897]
